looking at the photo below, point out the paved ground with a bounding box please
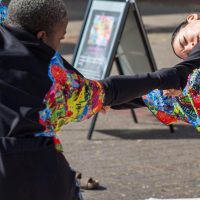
[60,1,200,200]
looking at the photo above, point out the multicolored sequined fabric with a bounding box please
[36,52,105,151]
[143,68,200,131]
[0,1,8,24]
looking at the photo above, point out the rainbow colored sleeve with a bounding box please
[38,52,105,151]
[39,52,105,131]
[143,68,200,131]
[0,2,7,24]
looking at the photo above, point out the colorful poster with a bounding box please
[88,15,115,47]
[75,10,120,80]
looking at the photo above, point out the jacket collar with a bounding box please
[3,24,55,62]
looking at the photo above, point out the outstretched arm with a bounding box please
[45,44,200,129]
[101,66,191,106]
[104,42,200,108]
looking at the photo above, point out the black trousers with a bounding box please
[0,137,81,200]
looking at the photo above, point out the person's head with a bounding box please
[6,0,68,50]
[172,13,200,60]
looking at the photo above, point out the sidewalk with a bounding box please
[60,1,200,200]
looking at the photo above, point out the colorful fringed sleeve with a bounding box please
[0,2,7,23]
[37,52,105,151]
[143,68,200,131]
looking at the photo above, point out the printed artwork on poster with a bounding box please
[88,15,115,47]
[76,10,120,80]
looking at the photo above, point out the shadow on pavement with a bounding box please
[3,0,200,20]
[81,185,107,192]
[94,125,200,140]
[63,0,200,21]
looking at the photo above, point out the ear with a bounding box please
[186,13,200,23]
[36,31,48,42]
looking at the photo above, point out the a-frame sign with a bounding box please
[72,0,174,139]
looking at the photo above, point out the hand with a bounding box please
[163,89,182,97]
[100,106,110,114]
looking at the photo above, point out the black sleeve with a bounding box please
[101,67,183,106]
[101,43,200,106]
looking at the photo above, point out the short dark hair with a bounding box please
[6,0,67,34]
[171,20,188,58]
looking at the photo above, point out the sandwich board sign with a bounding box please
[72,0,172,139]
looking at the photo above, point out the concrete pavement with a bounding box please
[60,1,200,200]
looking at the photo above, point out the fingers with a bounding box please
[100,106,110,114]
[163,89,182,97]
